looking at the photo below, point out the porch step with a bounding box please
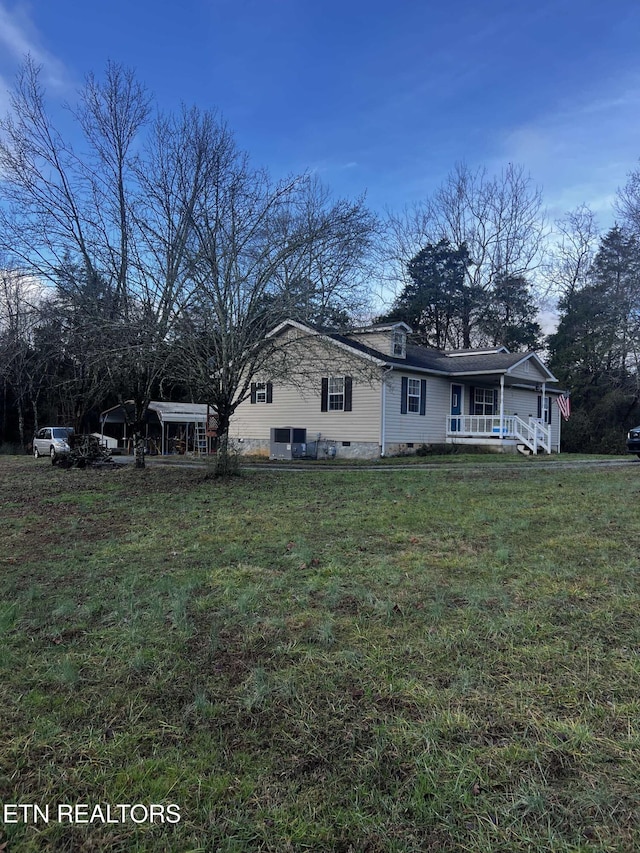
[516,443,532,456]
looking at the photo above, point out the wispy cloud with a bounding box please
[499,76,640,224]
[0,2,69,91]
[307,159,360,177]
[0,3,39,60]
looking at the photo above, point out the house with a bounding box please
[229,319,562,459]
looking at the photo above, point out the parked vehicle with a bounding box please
[627,426,640,458]
[33,427,74,459]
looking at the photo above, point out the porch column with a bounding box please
[558,391,562,453]
[499,375,505,436]
[380,376,387,457]
[542,381,547,452]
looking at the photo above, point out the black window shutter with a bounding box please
[344,376,352,411]
[401,377,408,414]
[537,395,542,420]
[469,386,475,415]
[493,389,498,415]
[266,382,273,404]
[321,378,328,412]
[419,379,427,416]
[250,383,257,404]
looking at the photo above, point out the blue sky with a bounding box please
[1,0,640,228]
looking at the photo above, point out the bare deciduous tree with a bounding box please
[544,204,600,304]
[616,166,640,235]
[385,162,546,347]
[0,60,377,470]
[0,60,155,465]
[0,265,47,447]
[178,170,377,454]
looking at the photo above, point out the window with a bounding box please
[392,329,406,358]
[52,428,72,440]
[538,395,551,424]
[400,377,426,415]
[321,376,353,412]
[250,381,273,404]
[407,378,421,413]
[329,376,344,410]
[473,388,496,416]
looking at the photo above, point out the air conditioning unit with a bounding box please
[270,427,308,460]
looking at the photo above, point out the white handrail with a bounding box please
[512,416,550,455]
[446,414,550,454]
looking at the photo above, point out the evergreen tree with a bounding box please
[548,226,640,451]
[380,239,476,349]
[479,274,542,351]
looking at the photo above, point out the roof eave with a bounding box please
[506,352,558,382]
[383,361,450,377]
[267,319,387,367]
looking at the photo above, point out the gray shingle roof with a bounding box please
[271,320,557,382]
[331,333,555,379]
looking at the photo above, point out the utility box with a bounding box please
[270,427,308,460]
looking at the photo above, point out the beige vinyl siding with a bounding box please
[504,387,540,420]
[347,331,396,357]
[383,373,451,444]
[230,376,382,444]
[548,396,561,451]
[230,328,384,445]
[508,358,549,382]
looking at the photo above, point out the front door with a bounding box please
[451,384,462,432]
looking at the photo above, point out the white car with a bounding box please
[33,427,74,459]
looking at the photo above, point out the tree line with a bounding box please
[1,60,639,460]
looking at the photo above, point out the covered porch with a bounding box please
[445,373,555,455]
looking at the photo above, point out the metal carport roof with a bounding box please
[100,401,210,425]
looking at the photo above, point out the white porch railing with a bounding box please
[446,414,551,454]
[512,416,551,455]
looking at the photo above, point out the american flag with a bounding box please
[557,393,571,421]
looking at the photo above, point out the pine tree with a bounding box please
[547,226,640,451]
[380,240,476,349]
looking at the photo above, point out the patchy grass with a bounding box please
[236,449,631,467]
[1,455,639,851]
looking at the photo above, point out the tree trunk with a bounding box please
[17,401,25,451]
[1,378,6,442]
[29,384,40,438]
[134,428,146,469]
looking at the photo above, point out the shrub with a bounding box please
[207,436,242,478]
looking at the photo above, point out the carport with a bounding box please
[100,401,217,456]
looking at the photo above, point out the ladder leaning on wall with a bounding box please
[193,423,208,456]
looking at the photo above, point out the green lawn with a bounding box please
[1,455,639,852]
